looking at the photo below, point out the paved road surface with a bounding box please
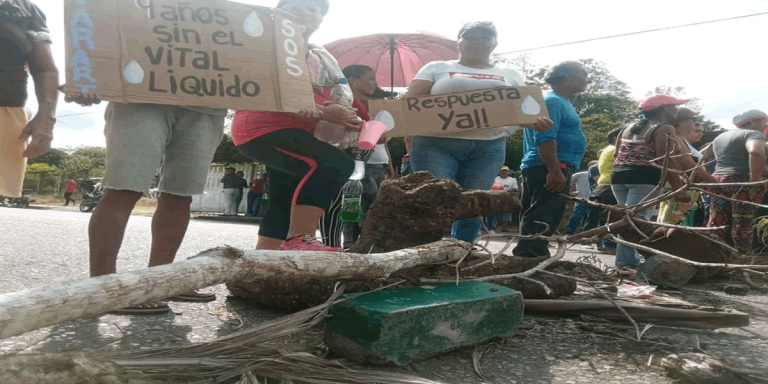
[1,207,767,383]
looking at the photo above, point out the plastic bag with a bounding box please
[617,285,656,298]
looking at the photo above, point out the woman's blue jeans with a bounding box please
[411,135,506,242]
[612,183,658,267]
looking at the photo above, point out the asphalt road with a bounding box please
[1,207,768,383]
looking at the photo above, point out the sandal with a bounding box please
[169,290,216,302]
[111,301,170,315]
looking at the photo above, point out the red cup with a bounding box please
[357,121,387,150]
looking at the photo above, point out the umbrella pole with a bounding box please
[389,36,396,94]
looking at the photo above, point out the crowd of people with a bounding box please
[3,0,768,315]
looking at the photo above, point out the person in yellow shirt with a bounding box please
[586,128,622,254]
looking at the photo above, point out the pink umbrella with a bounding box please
[325,32,459,92]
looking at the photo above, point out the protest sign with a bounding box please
[63,0,315,112]
[369,86,549,137]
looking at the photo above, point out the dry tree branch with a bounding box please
[626,214,650,240]
[607,236,768,270]
[691,187,768,210]
[535,269,644,341]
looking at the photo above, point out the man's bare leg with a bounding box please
[148,192,191,268]
[148,192,214,301]
[89,189,142,277]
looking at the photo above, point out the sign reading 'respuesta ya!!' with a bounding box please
[63,0,315,112]
[369,86,549,137]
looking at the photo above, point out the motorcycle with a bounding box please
[79,185,103,212]
[0,190,35,209]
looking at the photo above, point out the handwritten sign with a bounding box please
[63,0,315,112]
[369,86,549,137]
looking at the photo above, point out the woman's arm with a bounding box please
[654,125,689,198]
[674,137,718,183]
[746,138,767,182]
[405,80,434,98]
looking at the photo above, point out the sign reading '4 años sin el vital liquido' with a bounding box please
[63,0,315,112]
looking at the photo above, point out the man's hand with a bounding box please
[544,169,566,192]
[522,116,554,132]
[61,86,101,106]
[18,115,54,159]
[321,104,363,130]
[386,164,396,180]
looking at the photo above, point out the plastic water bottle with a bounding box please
[314,78,358,146]
[339,150,365,223]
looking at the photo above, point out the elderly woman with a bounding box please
[231,0,363,252]
[406,21,552,242]
[656,107,718,225]
[707,110,768,252]
[611,95,690,267]
[512,61,590,258]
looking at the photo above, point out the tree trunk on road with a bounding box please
[0,240,470,340]
[349,172,521,254]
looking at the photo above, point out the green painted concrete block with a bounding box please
[637,255,697,288]
[324,281,524,366]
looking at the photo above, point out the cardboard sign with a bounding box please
[63,0,315,112]
[369,86,549,137]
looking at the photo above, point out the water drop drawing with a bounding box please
[521,95,541,115]
[123,60,144,84]
[375,110,396,131]
[243,11,264,37]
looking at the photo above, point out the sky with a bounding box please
[26,0,768,149]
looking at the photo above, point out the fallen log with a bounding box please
[524,300,749,329]
[349,172,520,254]
[0,240,469,340]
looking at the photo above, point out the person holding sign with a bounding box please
[64,28,230,315]
[513,61,589,258]
[232,0,362,252]
[0,0,59,199]
[405,21,553,243]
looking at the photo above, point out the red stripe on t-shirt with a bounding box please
[449,72,506,81]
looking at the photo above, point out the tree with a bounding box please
[213,133,253,165]
[581,114,622,167]
[28,148,69,167]
[646,86,722,132]
[60,147,106,180]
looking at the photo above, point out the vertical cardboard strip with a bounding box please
[270,10,283,112]
[273,10,314,113]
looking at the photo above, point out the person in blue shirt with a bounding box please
[513,61,589,258]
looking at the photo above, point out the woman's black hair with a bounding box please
[276,0,329,15]
[372,88,396,99]
[629,107,665,134]
[606,127,622,143]
[544,61,583,86]
[342,65,374,79]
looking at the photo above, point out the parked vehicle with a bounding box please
[0,190,35,209]
[79,183,104,213]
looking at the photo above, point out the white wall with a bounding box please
[191,164,265,213]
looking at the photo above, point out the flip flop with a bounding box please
[111,301,171,315]
[169,291,217,302]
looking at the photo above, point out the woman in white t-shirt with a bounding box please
[405,21,552,242]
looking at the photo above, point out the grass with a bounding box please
[30,193,158,215]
